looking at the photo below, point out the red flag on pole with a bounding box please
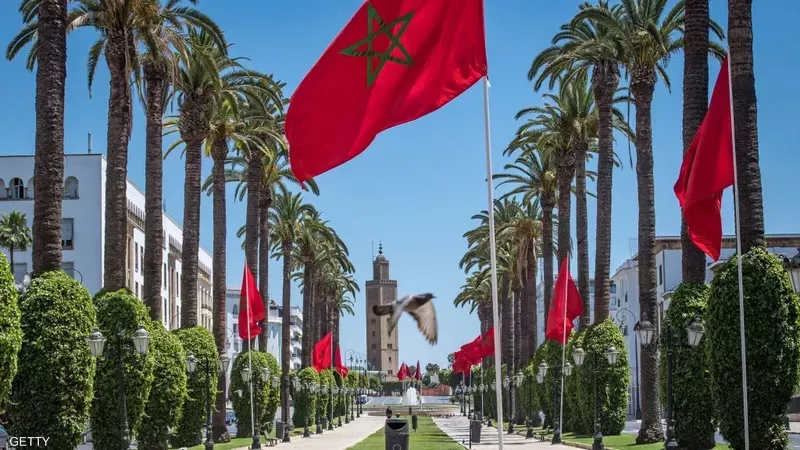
[397,363,408,380]
[238,266,265,341]
[545,257,583,344]
[334,346,349,377]
[286,0,488,182]
[674,56,735,261]
[479,327,495,357]
[415,361,422,381]
[461,337,483,365]
[312,332,333,373]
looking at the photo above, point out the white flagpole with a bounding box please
[726,52,750,450]
[244,271,256,439]
[482,75,505,448]
[558,254,570,438]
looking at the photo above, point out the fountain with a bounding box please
[403,386,420,406]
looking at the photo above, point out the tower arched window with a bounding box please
[0,180,6,199]
[10,178,24,200]
[26,178,33,198]
[232,305,239,315]
[64,176,79,199]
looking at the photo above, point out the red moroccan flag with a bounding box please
[334,345,349,377]
[461,336,483,365]
[545,257,583,344]
[238,266,265,341]
[312,332,333,373]
[479,327,495,357]
[415,360,422,381]
[286,0,488,182]
[674,56,735,261]
[397,363,408,380]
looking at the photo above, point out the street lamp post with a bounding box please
[572,345,619,450]
[317,384,326,434]
[534,372,545,438]
[538,361,573,444]
[86,324,151,449]
[635,317,704,449]
[502,376,514,434]
[616,308,642,420]
[488,381,496,427]
[525,371,535,439]
[350,387,356,421]
[185,353,230,450]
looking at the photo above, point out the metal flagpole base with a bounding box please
[592,431,604,450]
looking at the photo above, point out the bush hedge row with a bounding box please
[172,326,218,448]
[230,350,279,437]
[292,367,319,428]
[0,253,21,410]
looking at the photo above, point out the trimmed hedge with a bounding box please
[471,363,505,420]
[565,330,591,434]
[708,248,800,450]
[230,350,279,437]
[660,283,715,449]
[292,368,319,428]
[9,271,96,449]
[91,289,155,450]
[137,323,187,450]
[532,340,563,429]
[518,360,542,426]
[319,369,335,421]
[172,326,218,448]
[0,253,21,409]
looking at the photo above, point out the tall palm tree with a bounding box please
[269,185,316,434]
[0,212,33,269]
[6,0,67,274]
[728,0,764,252]
[576,1,721,442]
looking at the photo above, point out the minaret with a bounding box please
[365,243,400,379]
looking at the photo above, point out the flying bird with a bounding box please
[372,293,437,345]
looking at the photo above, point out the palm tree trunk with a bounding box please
[556,156,573,269]
[592,65,619,323]
[102,32,132,291]
[513,287,521,369]
[526,246,538,357]
[301,262,314,367]
[211,140,229,441]
[501,275,513,367]
[258,187,271,350]
[728,0,765,253]
[245,157,261,277]
[573,139,590,328]
[143,61,165,323]
[281,244,292,429]
[31,0,66,275]
[681,0,711,283]
[541,201,555,327]
[631,72,664,444]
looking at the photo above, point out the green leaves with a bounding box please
[0,252,21,410]
[230,349,279,437]
[172,326,219,447]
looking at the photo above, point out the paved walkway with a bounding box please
[233,415,385,450]
[433,416,574,449]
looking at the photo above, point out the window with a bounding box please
[610,282,616,294]
[388,356,392,362]
[135,244,139,272]
[388,370,393,375]
[140,248,144,272]
[371,344,376,349]
[233,305,239,315]
[62,218,74,249]
[26,178,33,198]
[371,318,376,325]
[658,265,663,285]
[372,330,375,337]
[163,264,167,288]
[388,343,392,349]
[64,176,79,199]
[135,282,139,298]
[10,178,24,200]
[62,262,74,279]
[233,324,238,335]
[13,263,27,283]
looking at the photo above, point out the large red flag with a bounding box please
[286,0,488,182]
[334,346,349,377]
[674,56,735,261]
[545,257,583,344]
[397,363,408,380]
[479,327,495,357]
[312,332,333,373]
[461,336,483,365]
[238,266,265,341]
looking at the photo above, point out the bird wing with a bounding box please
[407,299,437,345]
[387,295,412,335]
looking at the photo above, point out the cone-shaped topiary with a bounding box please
[230,350,279,437]
[172,326,218,448]
[532,340,564,429]
[91,289,155,450]
[565,330,592,434]
[10,271,96,449]
[292,367,320,429]
[708,248,800,450]
[0,253,21,410]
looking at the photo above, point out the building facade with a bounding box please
[365,245,400,380]
[0,154,213,332]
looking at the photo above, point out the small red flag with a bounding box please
[479,327,495,357]
[397,363,408,380]
[415,361,422,381]
[674,56,735,261]
[545,257,583,344]
[334,346,349,377]
[286,0,488,182]
[312,332,333,373]
[238,266,265,341]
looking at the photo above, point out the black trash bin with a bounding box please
[470,419,482,443]
[411,414,418,431]
[275,420,284,441]
[385,418,410,450]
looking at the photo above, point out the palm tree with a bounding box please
[6,0,67,274]
[728,0,764,252]
[269,185,316,433]
[0,212,33,269]
[575,0,721,442]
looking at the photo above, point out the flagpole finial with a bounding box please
[378,242,383,255]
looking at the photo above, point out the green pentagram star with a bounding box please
[340,3,414,87]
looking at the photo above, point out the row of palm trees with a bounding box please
[455,0,765,444]
[6,0,359,442]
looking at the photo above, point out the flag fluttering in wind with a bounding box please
[286,0,488,182]
[415,360,422,381]
[545,257,583,344]
[335,346,349,377]
[312,332,333,373]
[397,363,409,380]
[238,266,265,340]
[674,56,735,261]
[479,327,495,357]
[460,337,483,366]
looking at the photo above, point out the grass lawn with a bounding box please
[178,437,253,450]
[556,432,730,450]
[347,416,462,449]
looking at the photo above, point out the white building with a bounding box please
[611,234,800,419]
[0,153,213,332]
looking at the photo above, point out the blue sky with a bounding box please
[1,0,798,369]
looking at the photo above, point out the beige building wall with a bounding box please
[365,246,400,380]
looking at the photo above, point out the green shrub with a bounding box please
[0,253,21,409]
[564,330,591,434]
[9,271,96,449]
[532,340,563,429]
[519,359,542,426]
[659,283,715,449]
[137,323,187,450]
[230,350,279,437]
[91,290,156,450]
[319,369,335,421]
[172,326,218,448]
[292,368,319,428]
[708,248,800,450]
[471,364,505,420]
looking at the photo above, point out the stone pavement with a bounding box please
[433,416,575,449]
[233,414,386,449]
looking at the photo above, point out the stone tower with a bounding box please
[366,244,400,379]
